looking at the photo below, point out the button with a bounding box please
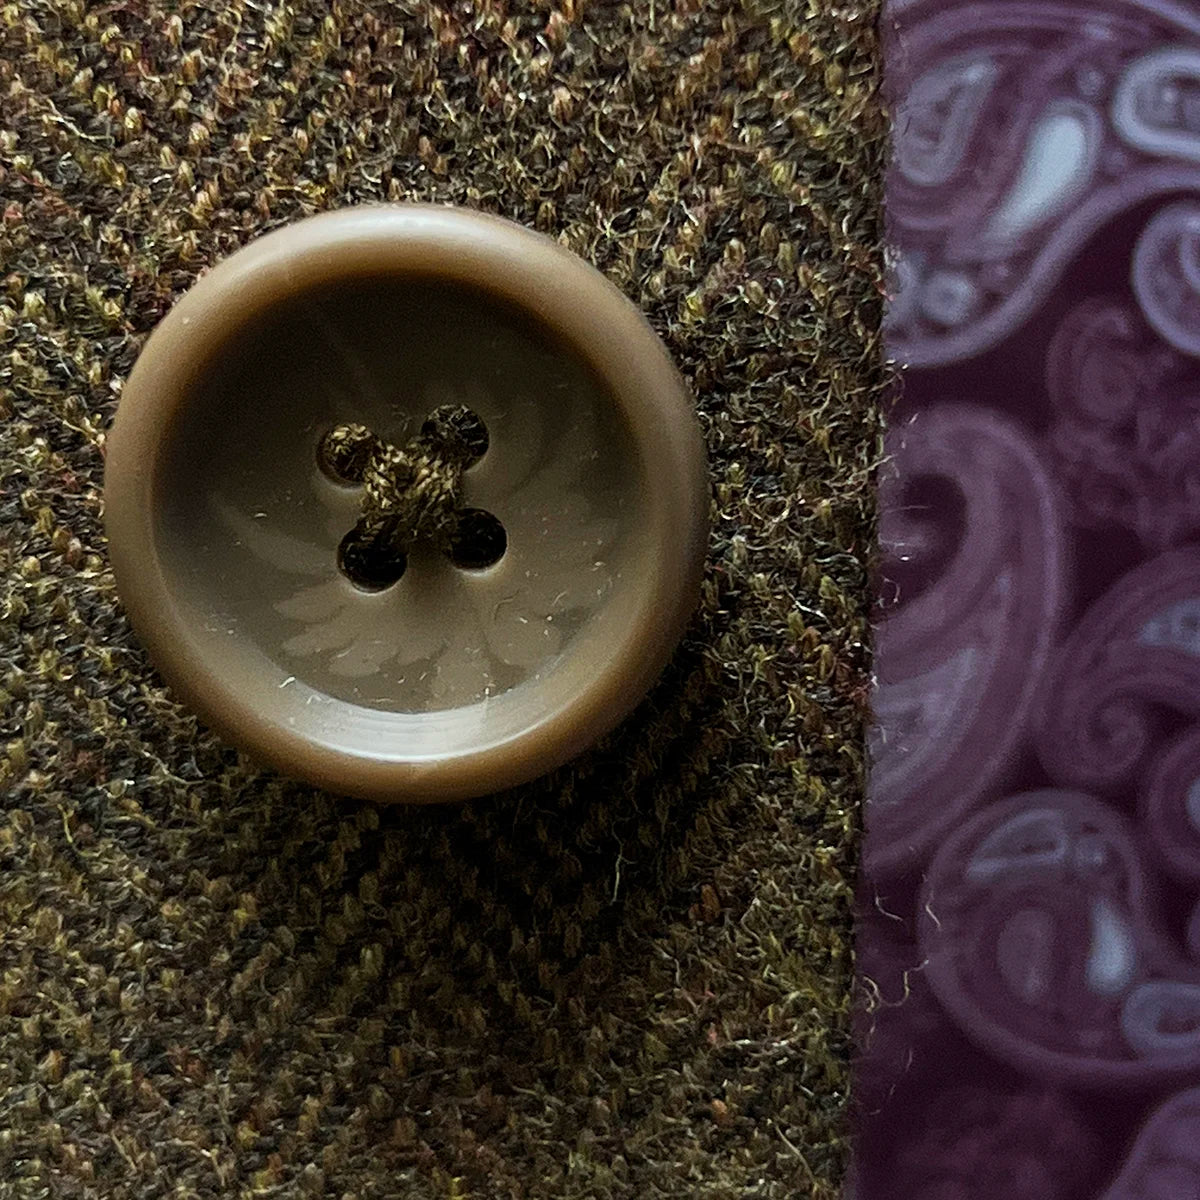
[104,206,709,802]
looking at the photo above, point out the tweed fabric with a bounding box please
[0,2,885,1197]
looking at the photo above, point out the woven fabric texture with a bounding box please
[0,2,885,1196]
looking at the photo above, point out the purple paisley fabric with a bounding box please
[859,0,1200,1194]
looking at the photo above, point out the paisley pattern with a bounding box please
[1141,728,1200,881]
[860,0,1200,1193]
[921,790,1200,1084]
[1132,200,1200,356]
[869,407,1065,874]
[888,1087,1099,1200]
[1035,550,1200,792]
[1046,297,1200,546]
[885,2,1200,368]
[1100,1087,1200,1199]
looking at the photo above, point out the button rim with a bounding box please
[104,205,709,802]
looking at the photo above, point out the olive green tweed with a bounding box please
[0,2,885,1197]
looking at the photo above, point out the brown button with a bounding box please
[104,206,709,802]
